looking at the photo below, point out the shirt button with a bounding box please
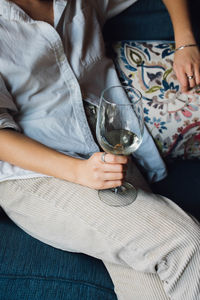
[71,83,77,89]
[60,54,65,63]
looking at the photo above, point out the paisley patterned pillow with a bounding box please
[112,41,200,160]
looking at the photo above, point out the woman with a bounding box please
[0,0,199,299]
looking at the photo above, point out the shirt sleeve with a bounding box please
[0,74,21,131]
[94,0,138,21]
[133,126,167,183]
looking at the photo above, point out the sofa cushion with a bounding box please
[0,210,117,300]
[151,159,200,221]
[103,0,173,41]
[112,41,200,160]
[103,0,200,43]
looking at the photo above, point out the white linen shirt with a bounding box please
[0,0,167,182]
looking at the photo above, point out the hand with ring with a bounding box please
[76,152,128,190]
[173,44,200,93]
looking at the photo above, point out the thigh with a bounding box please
[0,172,170,300]
[0,170,199,300]
[0,168,198,267]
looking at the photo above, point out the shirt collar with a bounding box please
[54,0,67,28]
[0,0,67,26]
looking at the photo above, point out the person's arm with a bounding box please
[0,129,127,190]
[162,0,200,92]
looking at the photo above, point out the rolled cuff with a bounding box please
[0,110,21,132]
[0,74,18,112]
[106,0,138,20]
[133,126,167,183]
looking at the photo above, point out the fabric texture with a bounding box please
[103,0,174,42]
[103,0,200,43]
[0,0,166,183]
[113,41,200,159]
[151,159,200,221]
[0,210,116,300]
[0,164,199,300]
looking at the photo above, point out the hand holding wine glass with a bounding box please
[96,85,144,207]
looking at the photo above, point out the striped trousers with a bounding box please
[0,163,199,300]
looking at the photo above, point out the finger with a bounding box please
[187,76,196,89]
[102,153,128,164]
[103,163,127,173]
[103,172,125,181]
[100,180,123,190]
[174,66,189,93]
[194,63,200,85]
[185,65,196,89]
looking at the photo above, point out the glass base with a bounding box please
[98,182,137,207]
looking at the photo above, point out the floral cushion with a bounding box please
[112,41,200,160]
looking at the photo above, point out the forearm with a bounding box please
[162,0,196,46]
[0,129,81,182]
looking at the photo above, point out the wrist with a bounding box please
[175,43,199,53]
[48,152,82,184]
[72,158,87,186]
[62,156,85,185]
[175,30,196,48]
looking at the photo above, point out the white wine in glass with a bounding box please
[96,85,144,206]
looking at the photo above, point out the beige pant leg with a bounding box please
[0,161,199,300]
[104,262,168,300]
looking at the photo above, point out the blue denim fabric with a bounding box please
[0,210,117,300]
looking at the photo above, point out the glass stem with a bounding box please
[114,187,118,194]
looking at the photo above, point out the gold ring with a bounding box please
[187,75,194,80]
[101,152,107,163]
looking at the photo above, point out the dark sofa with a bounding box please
[0,1,200,299]
[104,0,200,43]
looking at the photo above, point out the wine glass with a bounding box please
[96,85,144,207]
